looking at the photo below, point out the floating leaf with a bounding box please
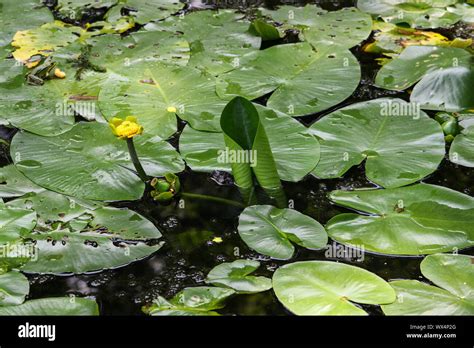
[1,190,163,273]
[0,206,36,244]
[88,30,190,69]
[179,104,320,182]
[145,287,235,316]
[375,46,472,89]
[238,205,327,260]
[105,0,184,25]
[98,62,228,137]
[206,260,272,294]
[357,0,465,28]
[0,165,43,198]
[261,5,372,48]
[216,42,360,116]
[310,98,445,188]
[327,183,474,255]
[11,122,184,201]
[146,10,261,75]
[273,261,396,315]
[0,0,53,48]
[450,113,474,167]
[0,297,99,315]
[0,271,29,306]
[382,254,474,315]
[12,21,79,64]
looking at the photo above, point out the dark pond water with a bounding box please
[2,0,473,316]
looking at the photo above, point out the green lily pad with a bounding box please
[410,66,474,112]
[0,206,36,244]
[105,0,184,25]
[0,297,99,315]
[450,113,474,167]
[238,205,327,260]
[88,30,190,69]
[216,42,360,116]
[11,21,80,63]
[327,183,474,255]
[179,104,320,182]
[11,122,184,201]
[146,10,261,75]
[382,254,474,315]
[375,46,473,91]
[98,62,228,137]
[0,165,43,198]
[0,271,29,306]
[145,287,235,316]
[0,0,53,48]
[357,0,465,28]
[205,260,272,294]
[261,5,372,49]
[273,261,396,315]
[310,98,445,188]
[1,191,163,273]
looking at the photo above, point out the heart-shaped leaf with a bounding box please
[261,5,372,48]
[0,297,99,315]
[273,261,396,315]
[144,287,235,316]
[0,271,29,306]
[238,205,327,260]
[205,260,272,294]
[11,122,185,201]
[327,183,474,255]
[216,42,360,116]
[310,98,445,188]
[145,10,261,75]
[382,254,474,315]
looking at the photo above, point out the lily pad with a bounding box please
[11,21,80,64]
[0,271,29,306]
[375,46,473,91]
[88,30,190,69]
[1,191,163,273]
[11,122,185,201]
[382,254,474,315]
[179,104,320,182]
[357,0,466,28]
[327,183,474,255]
[450,113,474,167]
[205,260,272,294]
[238,205,327,260]
[261,5,372,49]
[0,165,43,198]
[0,206,36,244]
[216,42,360,116]
[145,287,235,316]
[0,297,99,315]
[0,0,53,48]
[98,62,228,137]
[272,261,396,315]
[310,98,445,188]
[105,0,184,25]
[146,10,261,75]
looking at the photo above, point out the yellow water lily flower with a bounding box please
[212,237,223,243]
[109,116,143,139]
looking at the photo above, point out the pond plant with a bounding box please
[0,0,472,316]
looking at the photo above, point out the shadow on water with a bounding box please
[3,0,473,315]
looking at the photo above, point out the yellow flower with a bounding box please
[212,237,223,244]
[167,106,177,113]
[54,68,66,78]
[109,116,143,139]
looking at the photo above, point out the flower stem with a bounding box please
[181,192,245,208]
[126,138,148,183]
